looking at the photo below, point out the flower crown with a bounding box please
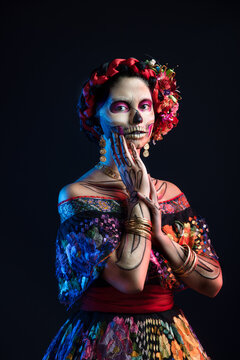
[144,59,181,141]
[78,57,181,142]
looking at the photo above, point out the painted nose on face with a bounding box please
[132,110,143,124]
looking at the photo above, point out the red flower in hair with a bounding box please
[78,57,181,142]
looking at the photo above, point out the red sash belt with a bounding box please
[80,285,174,313]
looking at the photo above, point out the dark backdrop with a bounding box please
[1,1,239,359]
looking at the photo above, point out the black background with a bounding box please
[1,1,239,359]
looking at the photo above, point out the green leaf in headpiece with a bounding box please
[166,69,175,78]
[169,95,177,103]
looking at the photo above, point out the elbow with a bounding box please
[132,278,146,293]
[125,287,143,295]
[106,274,145,294]
[208,288,221,298]
[123,284,144,294]
[122,279,145,294]
[118,270,146,294]
[206,276,223,298]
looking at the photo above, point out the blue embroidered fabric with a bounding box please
[56,194,219,311]
[56,201,125,310]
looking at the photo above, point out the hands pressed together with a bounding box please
[110,131,165,245]
[110,131,223,297]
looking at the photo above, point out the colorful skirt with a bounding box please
[42,305,211,360]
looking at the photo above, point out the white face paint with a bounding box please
[97,77,155,149]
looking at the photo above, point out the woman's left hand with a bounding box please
[137,176,166,247]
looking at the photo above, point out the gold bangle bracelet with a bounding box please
[125,225,152,235]
[178,251,198,277]
[125,216,152,225]
[126,221,151,228]
[172,245,191,274]
[126,223,152,232]
[125,224,152,236]
[135,217,152,226]
[173,247,198,277]
[126,228,152,240]
[124,216,152,241]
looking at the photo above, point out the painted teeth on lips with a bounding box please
[124,126,147,135]
[125,133,147,139]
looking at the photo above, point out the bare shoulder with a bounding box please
[58,182,95,204]
[150,177,182,202]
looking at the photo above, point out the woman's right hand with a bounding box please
[110,132,150,204]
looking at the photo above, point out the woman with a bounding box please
[42,57,222,359]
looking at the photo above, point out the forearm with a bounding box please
[155,232,223,298]
[103,200,152,293]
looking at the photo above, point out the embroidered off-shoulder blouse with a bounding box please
[56,193,219,310]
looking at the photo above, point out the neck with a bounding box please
[102,153,119,172]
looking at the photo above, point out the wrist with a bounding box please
[155,230,168,241]
[127,199,151,219]
[153,231,172,252]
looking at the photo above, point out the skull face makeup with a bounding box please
[97,77,155,149]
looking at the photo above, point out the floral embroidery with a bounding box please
[97,316,137,359]
[43,311,211,360]
[43,193,216,359]
[56,214,123,309]
[58,197,125,223]
[56,196,219,308]
[173,314,207,359]
[58,193,190,223]
[162,216,219,260]
[159,193,190,214]
[171,339,184,359]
